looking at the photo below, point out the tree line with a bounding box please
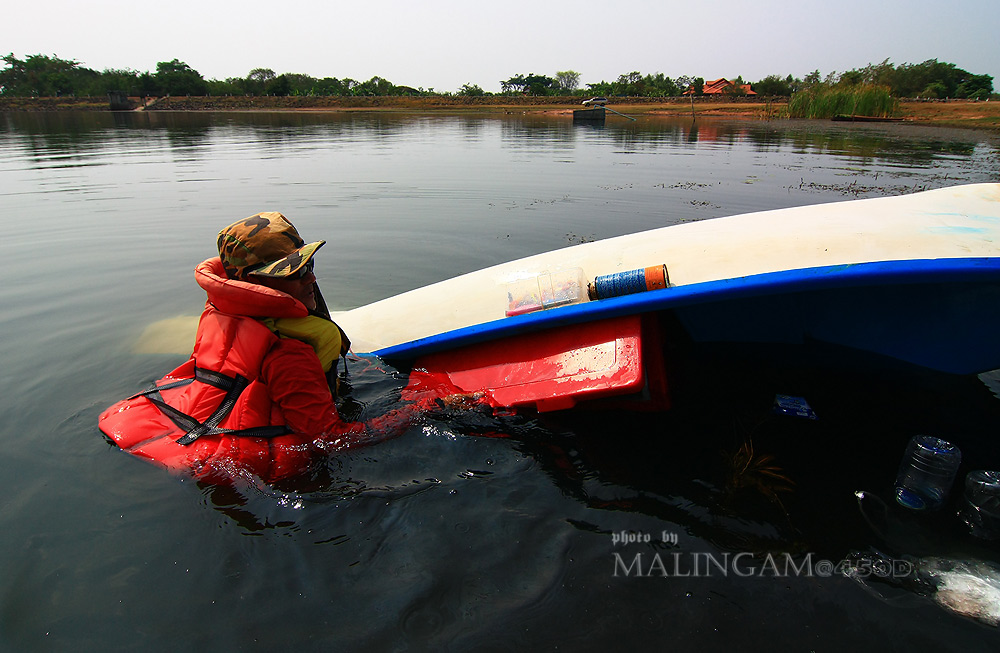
[0,54,422,98]
[0,53,993,100]
[753,59,993,100]
[502,61,992,100]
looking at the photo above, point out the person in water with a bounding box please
[99,212,432,483]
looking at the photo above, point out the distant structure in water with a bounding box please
[108,91,131,111]
[573,107,606,122]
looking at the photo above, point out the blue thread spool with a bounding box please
[591,265,668,300]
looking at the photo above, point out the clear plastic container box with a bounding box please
[506,268,585,317]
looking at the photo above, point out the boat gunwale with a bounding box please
[373,257,1000,365]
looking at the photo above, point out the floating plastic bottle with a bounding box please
[959,470,1000,540]
[894,435,962,510]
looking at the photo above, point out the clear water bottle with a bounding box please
[894,435,962,510]
[959,470,1000,540]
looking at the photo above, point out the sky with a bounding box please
[6,0,999,93]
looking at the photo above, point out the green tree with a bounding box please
[340,78,360,95]
[265,74,292,96]
[0,53,92,96]
[282,73,319,96]
[723,75,748,96]
[313,77,347,95]
[137,71,158,96]
[585,73,681,97]
[616,71,645,95]
[920,81,948,99]
[458,82,486,96]
[207,78,243,95]
[501,73,555,95]
[841,58,994,98]
[584,80,615,96]
[245,68,276,94]
[154,59,207,95]
[90,68,142,96]
[754,74,793,96]
[838,69,865,86]
[500,74,527,94]
[955,73,993,99]
[555,70,580,94]
[352,76,396,96]
[644,73,679,96]
[851,59,895,87]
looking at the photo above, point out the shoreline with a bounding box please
[2,95,999,130]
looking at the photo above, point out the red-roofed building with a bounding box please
[684,78,756,96]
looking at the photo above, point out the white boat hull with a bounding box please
[334,184,1000,379]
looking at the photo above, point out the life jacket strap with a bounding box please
[174,373,249,444]
[135,367,292,445]
[127,377,193,401]
[194,367,240,392]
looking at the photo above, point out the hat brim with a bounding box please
[247,240,325,278]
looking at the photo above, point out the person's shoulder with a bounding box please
[268,336,320,359]
[262,337,327,383]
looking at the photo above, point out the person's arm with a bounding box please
[261,338,342,435]
[261,339,423,449]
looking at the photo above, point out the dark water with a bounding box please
[2,110,1000,651]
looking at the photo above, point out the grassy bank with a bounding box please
[787,85,899,119]
[2,95,999,130]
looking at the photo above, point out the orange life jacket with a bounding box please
[98,258,323,483]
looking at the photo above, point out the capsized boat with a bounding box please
[332,184,1000,413]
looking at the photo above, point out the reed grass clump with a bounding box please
[787,84,899,119]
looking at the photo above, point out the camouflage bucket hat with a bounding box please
[217,212,325,279]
